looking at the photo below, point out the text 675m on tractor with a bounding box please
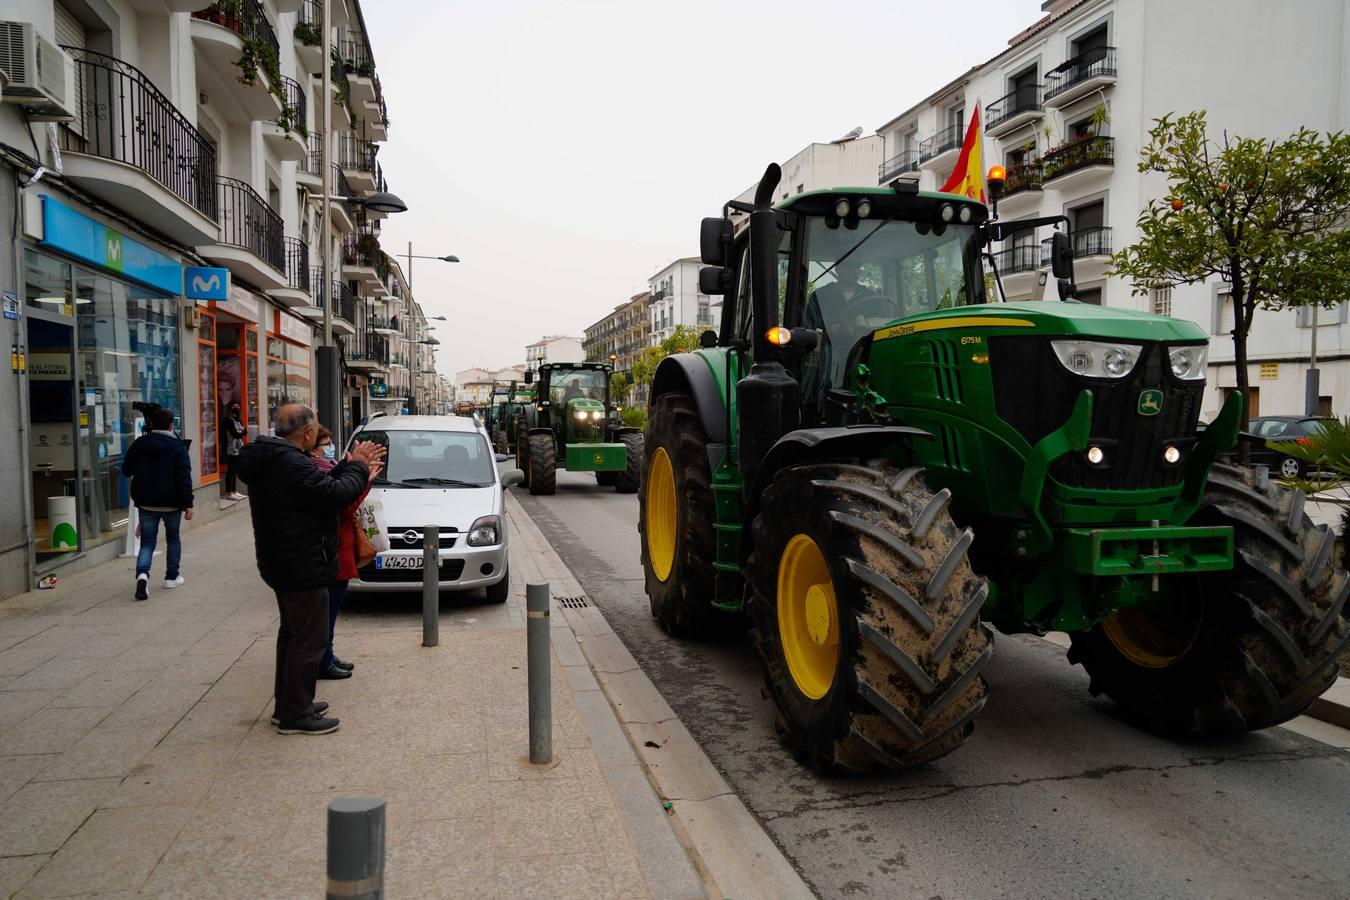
[513,362,643,495]
[637,163,1348,772]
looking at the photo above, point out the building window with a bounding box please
[266,336,312,424]
[1151,286,1172,317]
[1216,290,1234,335]
[198,310,219,483]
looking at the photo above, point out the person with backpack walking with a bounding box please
[122,407,194,601]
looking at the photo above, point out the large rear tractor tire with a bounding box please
[639,394,717,636]
[527,432,556,496]
[748,463,992,772]
[616,432,643,494]
[1069,463,1349,733]
[516,427,530,489]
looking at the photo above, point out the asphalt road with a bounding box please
[513,471,1350,900]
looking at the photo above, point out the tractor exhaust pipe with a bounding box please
[738,163,800,496]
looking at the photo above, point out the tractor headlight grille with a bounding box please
[989,337,1205,490]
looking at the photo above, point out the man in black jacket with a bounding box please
[235,403,384,735]
[122,407,194,601]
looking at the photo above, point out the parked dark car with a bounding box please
[1240,415,1332,478]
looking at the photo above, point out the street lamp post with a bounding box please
[398,243,460,291]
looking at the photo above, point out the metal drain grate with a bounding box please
[555,595,590,609]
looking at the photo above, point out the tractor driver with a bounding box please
[800,259,896,412]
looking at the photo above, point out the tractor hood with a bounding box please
[567,398,605,413]
[872,302,1208,345]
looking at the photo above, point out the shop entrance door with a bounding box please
[27,314,82,566]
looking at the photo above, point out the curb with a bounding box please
[507,492,814,900]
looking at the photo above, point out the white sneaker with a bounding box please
[164,576,185,589]
[230,493,246,501]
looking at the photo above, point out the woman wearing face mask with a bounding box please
[309,427,379,679]
[222,402,248,501]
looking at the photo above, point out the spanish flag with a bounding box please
[938,104,985,203]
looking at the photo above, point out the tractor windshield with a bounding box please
[549,369,607,405]
[798,215,984,396]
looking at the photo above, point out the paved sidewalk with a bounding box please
[0,505,704,898]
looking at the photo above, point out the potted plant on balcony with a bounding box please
[294,19,322,47]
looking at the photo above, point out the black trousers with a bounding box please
[224,455,239,494]
[274,587,330,721]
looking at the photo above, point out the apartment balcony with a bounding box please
[327,165,357,233]
[996,159,1044,215]
[197,176,285,290]
[341,234,385,287]
[270,237,311,308]
[919,122,964,171]
[261,76,308,162]
[1044,47,1117,108]
[297,133,323,188]
[364,93,388,141]
[60,49,219,245]
[329,50,353,129]
[986,84,1043,137]
[336,132,378,192]
[368,382,406,401]
[293,0,325,73]
[989,244,1042,297]
[1042,136,1114,189]
[339,34,378,109]
[346,332,390,372]
[1043,226,1113,282]
[878,149,920,184]
[190,1,284,123]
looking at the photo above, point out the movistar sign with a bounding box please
[185,266,230,301]
[38,196,184,295]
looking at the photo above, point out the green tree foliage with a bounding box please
[609,371,629,404]
[1111,113,1350,454]
[621,406,648,430]
[630,325,702,390]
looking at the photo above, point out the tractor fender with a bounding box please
[652,354,728,444]
[527,426,554,437]
[746,425,933,518]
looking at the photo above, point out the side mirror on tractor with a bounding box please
[1049,230,1075,281]
[523,369,534,384]
[699,266,731,295]
[699,329,717,349]
[700,217,731,266]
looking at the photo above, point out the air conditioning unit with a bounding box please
[0,21,76,122]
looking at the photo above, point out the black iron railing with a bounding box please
[1045,46,1117,100]
[330,46,351,125]
[193,1,280,74]
[1042,226,1112,263]
[61,48,218,220]
[301,132,323,177]
[1043,136,1114,181]
[990,245,1041,275]
[216,177,284,271]
[330,164,355,219]
[339,33,375,77]
[1003,159,1043,197]
[295,0,322,45]
[920,122,964,162]
[986,84,1043,130]
[342,233,381,269]
[278,75,306,134]
[284,237,309,292]
[336,132,376,173]
[878,149,919,182]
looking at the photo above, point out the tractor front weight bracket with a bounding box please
[1016,389,1094,556]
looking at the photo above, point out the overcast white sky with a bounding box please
[365,0,1047,375]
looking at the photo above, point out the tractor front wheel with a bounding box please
[639,393,717,636]
[516,427,530,489]
[616,432,643,494]
[527,432,556,496]
[1069,463,1348,733]
[748,462,992,772]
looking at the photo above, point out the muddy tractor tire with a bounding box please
[1069,463,1349,734]
[527,432,556,496]
[616,432,643,494]
[516,427,530,489]
[639,393,718,637]
[747,462,992,773]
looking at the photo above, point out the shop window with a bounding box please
[198,310,218,483]
[266,336,312,426]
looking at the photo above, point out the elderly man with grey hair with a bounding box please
[235,403,385,735]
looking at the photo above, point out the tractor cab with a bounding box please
[516,362,642,495]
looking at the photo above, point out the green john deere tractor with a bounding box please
[515,362,643,495]
[638,163,1347,772]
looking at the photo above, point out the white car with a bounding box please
[345,414,524,601]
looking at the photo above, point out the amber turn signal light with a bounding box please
[767,326,792,346]
[987,165,1006,185]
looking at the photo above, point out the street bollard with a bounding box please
[526,581,552,764]
[327,796,385,900]
[422,525,437,647]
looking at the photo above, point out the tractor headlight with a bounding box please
[591,410,605,420]
[466,515,500,547]
[1168,345,1207,380]
[574,410,588,421]
[1051,340,1142,379]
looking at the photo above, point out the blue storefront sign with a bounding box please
[185,267,230,301]
[38,196,184,295]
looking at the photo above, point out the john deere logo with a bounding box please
[593,452,605,465]
[1138,390,1163,416]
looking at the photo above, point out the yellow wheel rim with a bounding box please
[646,447,677,582]
[777,534,839,700]
[1102,600,1202,669]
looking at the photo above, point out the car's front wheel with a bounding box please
[486,562,509,603]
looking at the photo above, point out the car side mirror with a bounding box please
[699,329,717,349]
[523,369,534,384]
[500,468,525,488]
[700,217,732,265]
[699,266,731,296]
[1050,231,1075,281]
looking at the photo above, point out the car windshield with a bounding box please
[1251,418,1293,437]
[356,429,496,488]
[798,215,983,397]
[548,370,606,405]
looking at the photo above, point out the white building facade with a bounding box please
[524,335,583,369]
[648,257,714,345]
[874,0,1350,420]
